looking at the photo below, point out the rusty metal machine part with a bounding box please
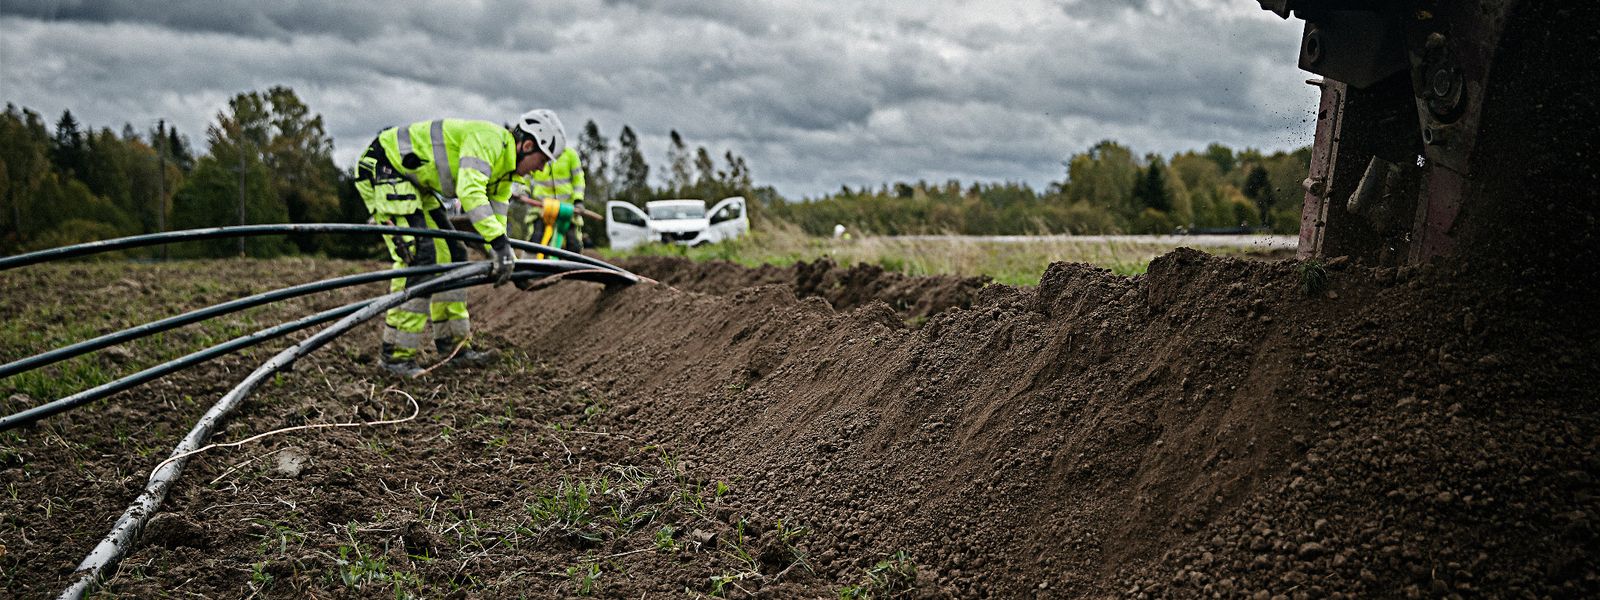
[1263,0,1519,265]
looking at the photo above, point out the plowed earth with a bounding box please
[1,251,1596,599]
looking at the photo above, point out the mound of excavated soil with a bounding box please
[4,251,1594,598]
[475,250,1599,597]
[619,256,987,321]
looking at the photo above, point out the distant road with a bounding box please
[888,234,1299,249]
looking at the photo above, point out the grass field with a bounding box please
[598,222,1296,285]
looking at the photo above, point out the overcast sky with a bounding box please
[0,0,1317,199]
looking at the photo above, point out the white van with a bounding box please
[606,197,749,251]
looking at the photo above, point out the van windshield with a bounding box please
[649,205,705,220]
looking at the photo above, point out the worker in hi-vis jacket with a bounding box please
[353,110,567,377]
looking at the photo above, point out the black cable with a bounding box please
[0,301,366,433]
[56,262,489,600]
[0,264,629,432]
[0,263,454,379]
[0,224,627,274]
[49,260,636,598]
[0,259,625,380]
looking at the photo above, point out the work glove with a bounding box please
[382,219,417,265]
[489,237,515,287]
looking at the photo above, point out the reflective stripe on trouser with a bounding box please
[421,206,471,344]
[379,208,471,361]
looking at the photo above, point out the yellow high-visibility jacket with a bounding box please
[529,147,585,205]
[376,119,516,245]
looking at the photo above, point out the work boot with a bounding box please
[380,359,424,378]
[436,338,500,367]
[379,343,424,378]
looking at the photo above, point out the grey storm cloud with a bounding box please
[0,0,1317,198]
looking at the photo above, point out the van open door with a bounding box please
[706,196,749,244]
[606,201,650,251]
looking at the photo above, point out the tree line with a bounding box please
[763,141,1309,237]
[0,87,369,258]
[0,90,766,257]
[1,88,1310,259]
[574,122,763,206]
[538,121,767,247]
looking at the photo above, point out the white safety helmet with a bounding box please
[515,109,567,160]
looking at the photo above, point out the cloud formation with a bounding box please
[1,0,1317,198]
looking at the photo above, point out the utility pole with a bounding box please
[236,140,247,256]
[155,120,167,260]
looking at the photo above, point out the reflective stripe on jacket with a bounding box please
[529,147,585,204]
[377,119,516,242]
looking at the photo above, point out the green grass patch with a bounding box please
[600,222,1279,285]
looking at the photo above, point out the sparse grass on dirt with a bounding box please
[0,259,371,401]
[0,259,862,598]
[1297,257,1330,296]
[600,220,1291,285]
[838,550,918,599]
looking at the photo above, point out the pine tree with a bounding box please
[613,125,650,203]
[50,110,87,178]
[82,127,139,232]
[2,106,55,250]
[723,151,751,192]
[1242,166,1277,227]
[167,127,194,172]
[1132,155,1172,213]
[693,147,716,187]
[577,120,610,203]
[667,130,692,192]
